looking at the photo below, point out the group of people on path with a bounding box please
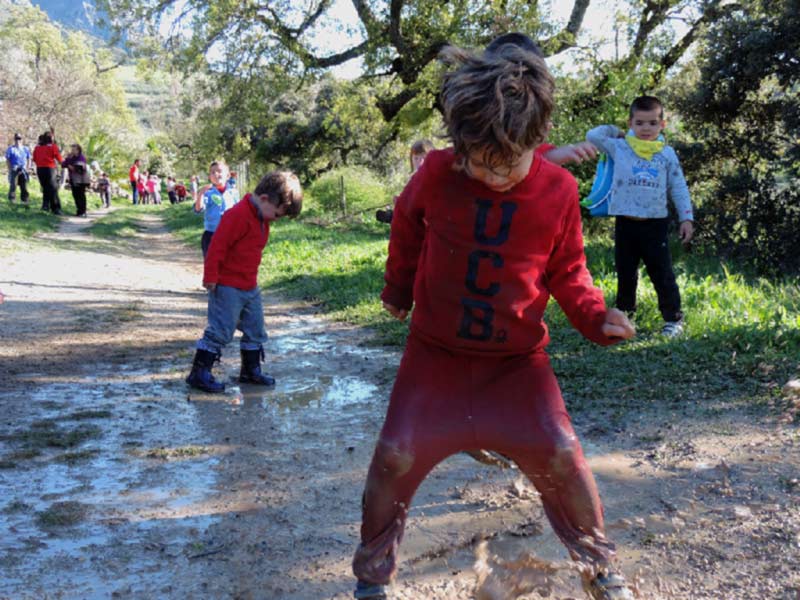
[5,129,111,216]
[180,32,695,600]
[128,158,232,208]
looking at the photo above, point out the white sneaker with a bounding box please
[661,320,684,337]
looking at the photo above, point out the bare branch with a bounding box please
[539,0,591,55]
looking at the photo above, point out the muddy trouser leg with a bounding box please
[196,284,244,355]
[353,335,476,585]
[473,352,615,568]
[639,218,682,322]
[614,217,642,314]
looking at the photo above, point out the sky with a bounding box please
[317,0,689,79]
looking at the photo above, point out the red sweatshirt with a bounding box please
[32,144,63,169]
[203,194,270,290]
[382,148,613,356]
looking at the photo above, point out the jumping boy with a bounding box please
[185,171,302,393]
[586,95,694,337]
[351,38,636,600]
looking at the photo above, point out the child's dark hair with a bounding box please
[254,171,303,218]
[485,32,544,58]
[439,42,554,170]
[629,95,664,119]
[409,140,434,171]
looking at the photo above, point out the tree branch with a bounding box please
[539,0,591,54]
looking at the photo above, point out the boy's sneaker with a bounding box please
[587,571,634,600]
[354,580,386,599]
[661,320,684,337]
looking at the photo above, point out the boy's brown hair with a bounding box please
[254,170,303,218]
[439,42,554,170]
[629,95,664,119]
[409,139,434,172]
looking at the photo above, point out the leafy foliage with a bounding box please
[673,0,800,275]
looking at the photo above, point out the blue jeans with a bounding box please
[196,284,268,355]
[131,181,138,205]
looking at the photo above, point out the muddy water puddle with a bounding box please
[0,325,388,597]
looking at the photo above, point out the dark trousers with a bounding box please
[71,184,87,216]
[7,169,29,202]
[201,230,214,258]
[130,181,138,204]
[36,167,61,213]
[614,216,682,322]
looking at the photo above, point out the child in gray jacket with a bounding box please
[586,95,694,337]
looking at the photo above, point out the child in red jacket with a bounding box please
[351,37,636,600]
[185,171,302,393]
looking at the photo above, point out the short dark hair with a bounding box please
[629,95,664,119]
[13,133,22,140]
[485,32,544,58]
[439,42,554,170]
[254,171,303,218]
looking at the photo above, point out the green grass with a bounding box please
[0,180,58,246]
[167,204,800,421]
[87,205,149,238]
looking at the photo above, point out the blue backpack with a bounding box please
[580,153,613,217]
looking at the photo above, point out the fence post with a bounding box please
[339,175,347,217]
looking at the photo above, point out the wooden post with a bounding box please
[340,175,347,216]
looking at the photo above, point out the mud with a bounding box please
[0,209,798,599]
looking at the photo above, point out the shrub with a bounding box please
[306,166,391,217]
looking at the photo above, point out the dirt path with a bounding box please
[0,209,798,599]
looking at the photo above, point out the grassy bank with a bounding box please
[160,202,800,419]
[0,182,58,251]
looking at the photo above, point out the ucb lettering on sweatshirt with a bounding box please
[381,148,614,357]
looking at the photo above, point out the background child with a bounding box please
[352,36,635,600]
[586,95,694,337]
[193,160,239,257]
[97,172,111,208]
[185,171,303,393]
[166,176,178,204]
[175,180,188,203]
[375,140,435,224]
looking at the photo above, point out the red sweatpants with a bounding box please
[352,333,615,584]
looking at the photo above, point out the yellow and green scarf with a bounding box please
[625,133,665,161]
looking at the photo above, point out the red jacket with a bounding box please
[204,194,270,290]
[382,148,613,357]
[32,144,63,169]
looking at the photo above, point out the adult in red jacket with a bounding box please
[32,131,63,214]
[128,159,141,205]
[184,171,302,393]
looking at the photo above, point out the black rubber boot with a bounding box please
[354,580,386,599]
[239,347,275,386]
[185,349,225,393]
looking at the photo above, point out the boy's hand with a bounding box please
[601,308,635,340]
[679,220,694,243]
[543,142,598,166]
[204,283,217,292]
[382,301,409,321]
